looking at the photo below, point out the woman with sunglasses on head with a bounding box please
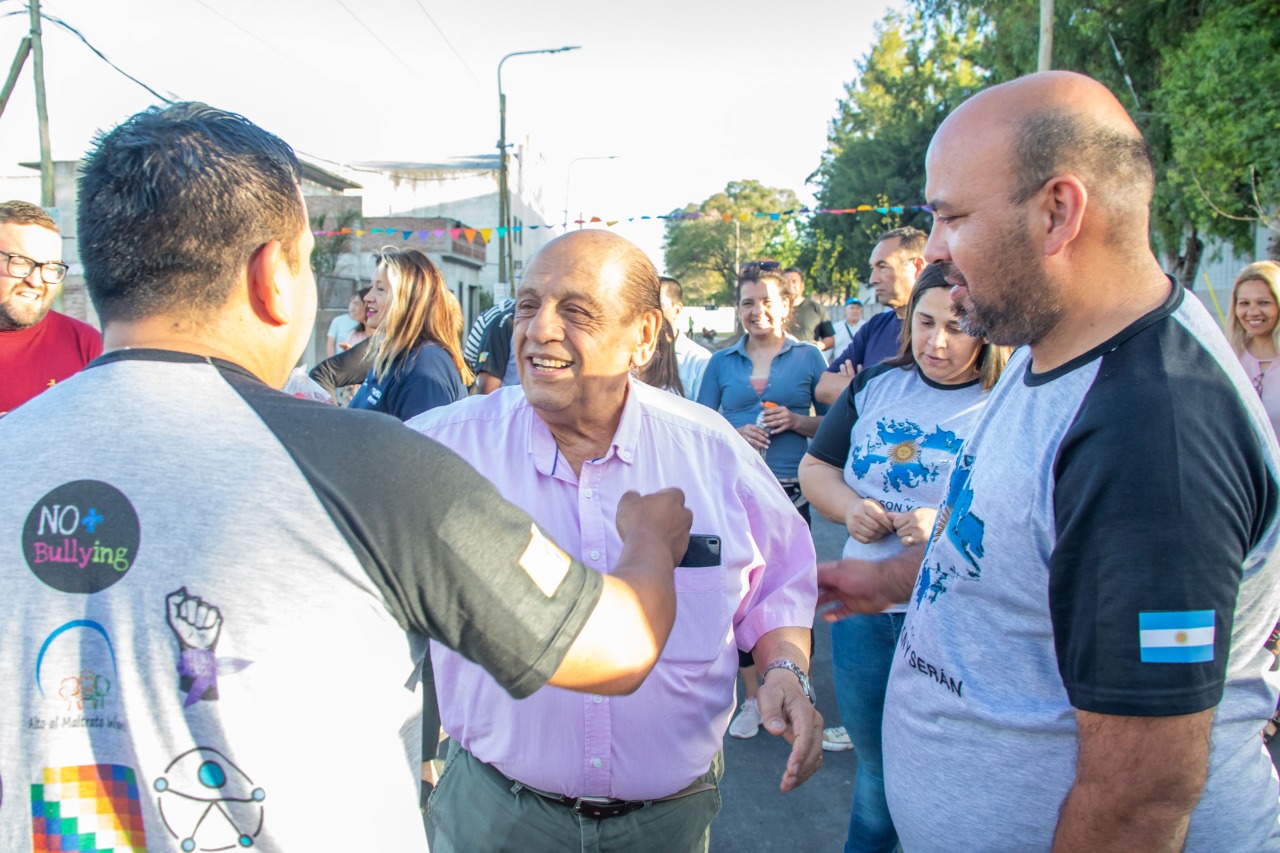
[697,262,828,739]
[1229,260,1280,438]
[798,264,1009,853]
[350,248,472,421]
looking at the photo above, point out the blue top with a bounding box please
[697,334,828,480]
[825,309,902,373]
[350,342,466,422]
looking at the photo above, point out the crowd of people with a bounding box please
[2,69,1280,853]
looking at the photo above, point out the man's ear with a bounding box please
[247,239,291,326]
[631,310,662,369]
[1040,175,1087,257]
[910,254,927,277]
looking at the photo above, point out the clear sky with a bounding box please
[0,0,901,267]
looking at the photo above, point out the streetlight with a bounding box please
[564,155,620,228]
[497,45,580,288]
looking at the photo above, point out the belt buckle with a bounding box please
[571,797,634,820]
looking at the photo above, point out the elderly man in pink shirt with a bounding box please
[408,229,821,852]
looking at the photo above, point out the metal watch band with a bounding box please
[758,658,815,704]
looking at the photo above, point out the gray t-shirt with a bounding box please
[1,349,601,852]
[883,285,1280,850]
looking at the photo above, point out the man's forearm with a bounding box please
[816,371,852,406]
[1054,779,1196,852]
[751,626,812,672]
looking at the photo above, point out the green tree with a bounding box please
[1159,0,1280,258]
[913,0,1278,281]
[662,180,800,305]
[802,10,984,298]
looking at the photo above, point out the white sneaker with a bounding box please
[728,697,761,739]
[822,725,854,752]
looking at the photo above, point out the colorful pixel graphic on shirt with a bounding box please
[30,763,146,852]
[850,418,963,492]
[154,746,266,850]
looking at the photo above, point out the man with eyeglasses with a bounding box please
[0,200,100,414]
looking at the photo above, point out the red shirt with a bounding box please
[0,310,102,413]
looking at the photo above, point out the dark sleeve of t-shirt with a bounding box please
[815,319,835,341]
[826,318,873,374]
[1049,325,1277,716]
[383,345,462,422]
[477,313,512,379]
[309,337,372,396]
[808,363,889,466]
[223,370,603,699]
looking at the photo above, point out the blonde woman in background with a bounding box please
[1229,260,1280,438]
[351,248,473,421]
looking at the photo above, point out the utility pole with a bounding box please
[0,38,31,122]
[30,0,53,207]
[1038,0,1054,72]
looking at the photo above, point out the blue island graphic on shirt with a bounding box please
[850,418,964,492]
[915,453,986,607]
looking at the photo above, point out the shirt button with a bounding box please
[583,488,593,498]
[621,450,632,459]
[590,550,601,561]
[591,758,603,769]
[592,695,603,704]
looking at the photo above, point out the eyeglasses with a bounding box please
[0,250,68,284]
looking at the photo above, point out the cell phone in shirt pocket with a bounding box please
[679,534,722,568]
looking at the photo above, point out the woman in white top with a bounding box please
[799,264,1009,853]
[1229,260,1280,438]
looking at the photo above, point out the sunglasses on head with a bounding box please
[740,260,781,274]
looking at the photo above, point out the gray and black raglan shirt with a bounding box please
[883,285,1280,850]
[0,349,601,852]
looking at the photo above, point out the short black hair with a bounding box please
[877,226,927,256]
[78,102,304,324]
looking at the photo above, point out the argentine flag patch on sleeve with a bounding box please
[1139,610,1215,663]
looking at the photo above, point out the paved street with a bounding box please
[711,513,852,852]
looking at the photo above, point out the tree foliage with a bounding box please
[801,10,984,299]
[1159,0,1280,255]
[908,0,1278,279]
[661,180,800,305]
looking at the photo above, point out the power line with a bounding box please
[334,0,418,77]
[36,11,177,103]
[188,0,297,63]
[411,0,481,87]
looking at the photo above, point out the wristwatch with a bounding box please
[759,658,815,705]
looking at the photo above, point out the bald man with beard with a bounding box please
[818,71,1280,851]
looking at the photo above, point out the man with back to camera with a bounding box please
[816,227,926,405]
[818,71,1280,851]
[411,230,822,852]
[659,274,712,399]
[0,200,100,415]
[0,102,692,852]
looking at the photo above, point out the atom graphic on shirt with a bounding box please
[153,746,266,851]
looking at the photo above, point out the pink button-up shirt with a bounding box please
[408,380,816,800]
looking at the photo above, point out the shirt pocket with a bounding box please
[660,568,732,671]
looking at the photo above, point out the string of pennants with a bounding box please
[312,204,930,245]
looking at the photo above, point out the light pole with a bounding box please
[497,46,580,288]
[564,155,620,228]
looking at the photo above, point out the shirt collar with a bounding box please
[527,378,642,481]
[727,333,800,358]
